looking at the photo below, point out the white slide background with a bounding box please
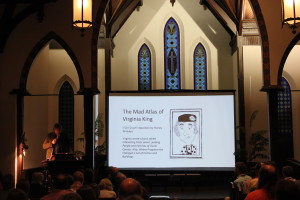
[108,93,235,170]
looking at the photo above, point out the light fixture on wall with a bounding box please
[73,0,93,37]
[171,0,175,7]
[282,0,300,34]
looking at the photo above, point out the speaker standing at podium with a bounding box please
[43,123,70,160]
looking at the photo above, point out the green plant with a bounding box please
[95,113,106,155]
[248,111,269,161]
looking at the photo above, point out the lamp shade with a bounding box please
[282,0,300,33]
[73,0,92,29]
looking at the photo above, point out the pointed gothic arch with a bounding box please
[194,43,207,90]
[164,17,181,90]
[20,32,84,91]
[138,43,152,90]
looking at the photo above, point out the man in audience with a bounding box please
[98,178,117,199]
[41,174,72,200]
[62,192,83,200]
[282,165,296,181]
[29,172,48,198]
[0,173,14,200]
[6,189,28,200]
[118,178,142,200]
[244,162,264,194]
[16,179,30,196]
[77,185,97,200]
[70,171,84,192]
[114,172,127,193]
[275,179,300,200]
[84,168,99,195]
[245,164,278,200]
[234,162,252,190]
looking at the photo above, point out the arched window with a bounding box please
[277,77,293,135]
[138,44,151,90]
[194,43,207,90]
[164,17,180,90]
[59,81,74,150]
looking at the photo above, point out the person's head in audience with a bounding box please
[257,164,278,198]
[31,172,44,185]
[108,167,119,179]
[235,162,248,175]
[123,195,144,200]
[66,174,74,189]
[282,165,295,179]
[118,178,142,200]
[77,185,97,200]
[2,173,14,191]
[16,179,30,194]
[73,171,84,184]
[99,178,114,191]
[115,172,127,187]
[84,168,95,185]
[253,162,264,178]
[62,192,83,200]
[54,174,69,190]
[6,189,28,200]
[275,179,300,200]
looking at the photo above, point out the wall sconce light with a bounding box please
[282,0,300,34]
[73,0,93,36]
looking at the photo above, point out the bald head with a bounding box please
[258,164,278,189]
[118,178,141,199]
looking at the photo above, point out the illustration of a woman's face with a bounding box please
[177,122,197,144]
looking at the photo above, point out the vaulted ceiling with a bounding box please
[0,0,257,52]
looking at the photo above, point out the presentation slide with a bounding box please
[108,91,235,170]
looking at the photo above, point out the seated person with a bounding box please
[43,123,70,160]
[244,162,264,194]
[282,165,296,181]
[98,178,117,199]
[234,162,252,191]
[29,172,48,198]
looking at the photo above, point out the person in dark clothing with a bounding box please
[43,123,70,160]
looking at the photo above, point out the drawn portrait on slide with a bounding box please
[170,109,202,158]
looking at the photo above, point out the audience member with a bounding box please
[16,179,30,195]
[62,192,83,200]
[70,171,84,192]
[84,168,99,197]
[0,171,3,190]
[275,179,300,200]
[123,195,144,200]
[245,164,278,200]
[281,165,296,181]
[233,162,251,191]
[118,178,142,200]
[6,189,28,200]
[41,174,72,200]
[98,178,117,199]
[77,185,97,200]
[66,174,74,190]
[29,172,48,198]
[114,172,127,193]
[244,162,264,194]
[0,173,14,200]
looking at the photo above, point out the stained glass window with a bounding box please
[194,43,207,90]
[59,81,74,150]
[277,77,293,135]
[138,44,151,90]
[164,17,180,90]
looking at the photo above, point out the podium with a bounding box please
[42,154,85,177]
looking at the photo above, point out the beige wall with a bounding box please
[111,0,234,91]
[243,46,269,160]
[24,45,84,169]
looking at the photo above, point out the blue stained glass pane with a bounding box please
[164,17,180,90]
[277,77,292,135]
[138,44,151,90]
[194,43,207,90]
